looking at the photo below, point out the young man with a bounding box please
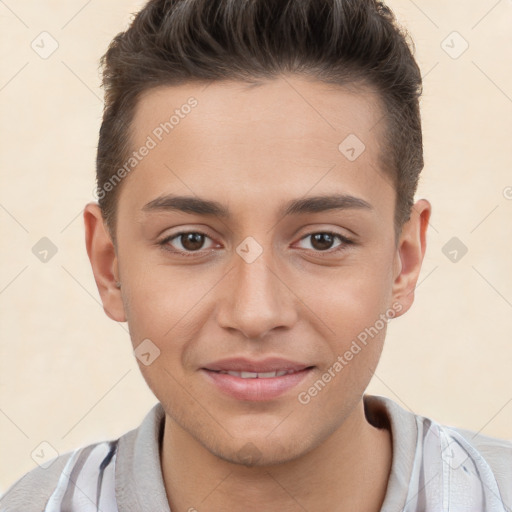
[1,0,510,510]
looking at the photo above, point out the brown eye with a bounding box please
[297,232,354,254]
[180,233,206,251]
[159,231,215,255]
[310,233,336,251]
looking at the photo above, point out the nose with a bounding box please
[216,246,298,340]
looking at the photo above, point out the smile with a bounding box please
[215,369,300,378]
[202,366,314,401]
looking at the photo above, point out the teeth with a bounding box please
[240,371,258,378]
[258,371,278,378]
[218,369,299,378]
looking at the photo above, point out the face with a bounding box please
[86,75,428,466]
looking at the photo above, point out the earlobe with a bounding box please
[83,202,127,322]
[391,199,431,317]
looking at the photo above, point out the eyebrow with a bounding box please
[141,193,373,218]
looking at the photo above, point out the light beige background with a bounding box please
[1,0,511,493]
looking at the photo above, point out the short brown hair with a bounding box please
[96,0,423,241]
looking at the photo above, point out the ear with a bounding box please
[391,199,431,317]
[84,202,126,322]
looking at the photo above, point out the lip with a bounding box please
[201,357,314,401]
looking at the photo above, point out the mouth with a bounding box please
[200,358,315,401]
[209,368,311,378]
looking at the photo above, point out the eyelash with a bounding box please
[157,230,354,258]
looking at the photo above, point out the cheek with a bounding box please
[120,251,186,317]
[314,264,393,336]
[119,262,217,359]
[305,260,394,395]
[300,276,391,407]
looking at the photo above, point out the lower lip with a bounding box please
[201,368,313,401]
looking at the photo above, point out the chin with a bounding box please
[211,438,308,468]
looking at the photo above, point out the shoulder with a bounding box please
[453,425,512,465]
[0,449,74,511]
[364,394,512,508]
[0,440,118,512]
[0,403,164,512]
[450,425,512,504]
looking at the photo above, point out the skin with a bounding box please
[84,75,431,511]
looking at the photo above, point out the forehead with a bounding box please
[131,76,385,154]
[120,76,393,220]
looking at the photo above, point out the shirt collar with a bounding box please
[115,395,417,511]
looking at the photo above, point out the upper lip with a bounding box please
[203,357,313,373]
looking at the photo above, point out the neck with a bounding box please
[160,399,392,512]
